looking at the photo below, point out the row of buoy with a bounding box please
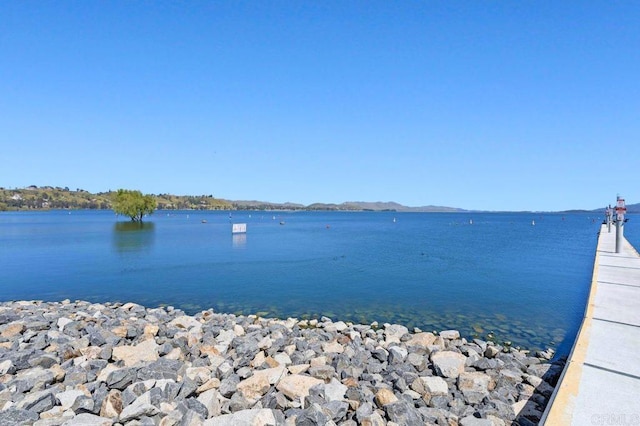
[466,218,536,226]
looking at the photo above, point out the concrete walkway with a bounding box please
[542,224,640,425]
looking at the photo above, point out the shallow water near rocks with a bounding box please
[1,210,615,356]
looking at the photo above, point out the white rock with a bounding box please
[439,330,461,340]
[486,414,507,426]
[460,416,493,426]
[273,353,292,366]
[62,413,114,425]
[430,351,467,378]
[499,369,523,385]
[168,315,201,330]
[56,389,87,411]
[159,410,182,426]
[484,346,500,358]
[197,377,221,394]
[216,361,233,378]
[202,408,278,426]
[287,364,310,375]
[237,367,285,400]
[403,389,422,400]
[38,406,69,420]
[412,376,449,396]
[143,324,159,337]
[283,344,297,356]
[208,355,226,369]
[97,364,119,383]
[57,317,73,331]
[197,389,221,419]
[276,374,323,400]
[324,321,348,333]
[111,339,159,367]
[523,374,542,387]
[458,372,493,403]
[388,346,408,362]
[405,332,437,348]
[121,302,142,310]
[384,324,409,345]
[0,359,13,374]
[216,329,236,346]
[164,347,183,360]
[237,373,270,401]
[251,351,266,368]
[141,379,156,389]
[0,321,26,339]
[512,400,543,419]
[310,356,327,367]
[186,367,211,383]
[361,411,385,426]
[119,401,159,422]
[321,341,344,354]
[284,318,298,329]
[79,346,102,360]
[258,336,273,350]
[407,352,426,369]
[324,378,348,402]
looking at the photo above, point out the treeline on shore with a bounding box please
[0,186,366,212]
[0,186,231,212]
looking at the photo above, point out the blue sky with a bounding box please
[1,1,638,211]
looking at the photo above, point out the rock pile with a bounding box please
[0,300,564,425]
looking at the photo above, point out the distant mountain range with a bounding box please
[626,203,640,214]
[230,200,640,214]
[554,203,640,215]
[591,203,640,214]
[222,200,464,212]
[0,186,636,213]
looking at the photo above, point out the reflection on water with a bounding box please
[232,233,247,249]
[112,221,155,252]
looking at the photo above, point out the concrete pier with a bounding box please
[542,225,640,425]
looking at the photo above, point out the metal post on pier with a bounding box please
[606,205,613,233]
[615,196,626,253]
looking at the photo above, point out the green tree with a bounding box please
[112,189,156,222]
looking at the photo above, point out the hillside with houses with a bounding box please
[0,186,231,211]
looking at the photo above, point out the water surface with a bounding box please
[1,210,610,356]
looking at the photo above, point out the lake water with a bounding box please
[1,209,623,357]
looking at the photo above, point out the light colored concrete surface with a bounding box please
[591,284,640,326]
[570,365,640,426]
[584,319,640,377]
[542,224,640,425]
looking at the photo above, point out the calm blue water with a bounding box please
[1,210,618,356]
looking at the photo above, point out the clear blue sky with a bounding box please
[1,1,638,211]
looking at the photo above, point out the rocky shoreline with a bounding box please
[0,300,564,425]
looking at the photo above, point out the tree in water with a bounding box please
[112,189,156,222]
